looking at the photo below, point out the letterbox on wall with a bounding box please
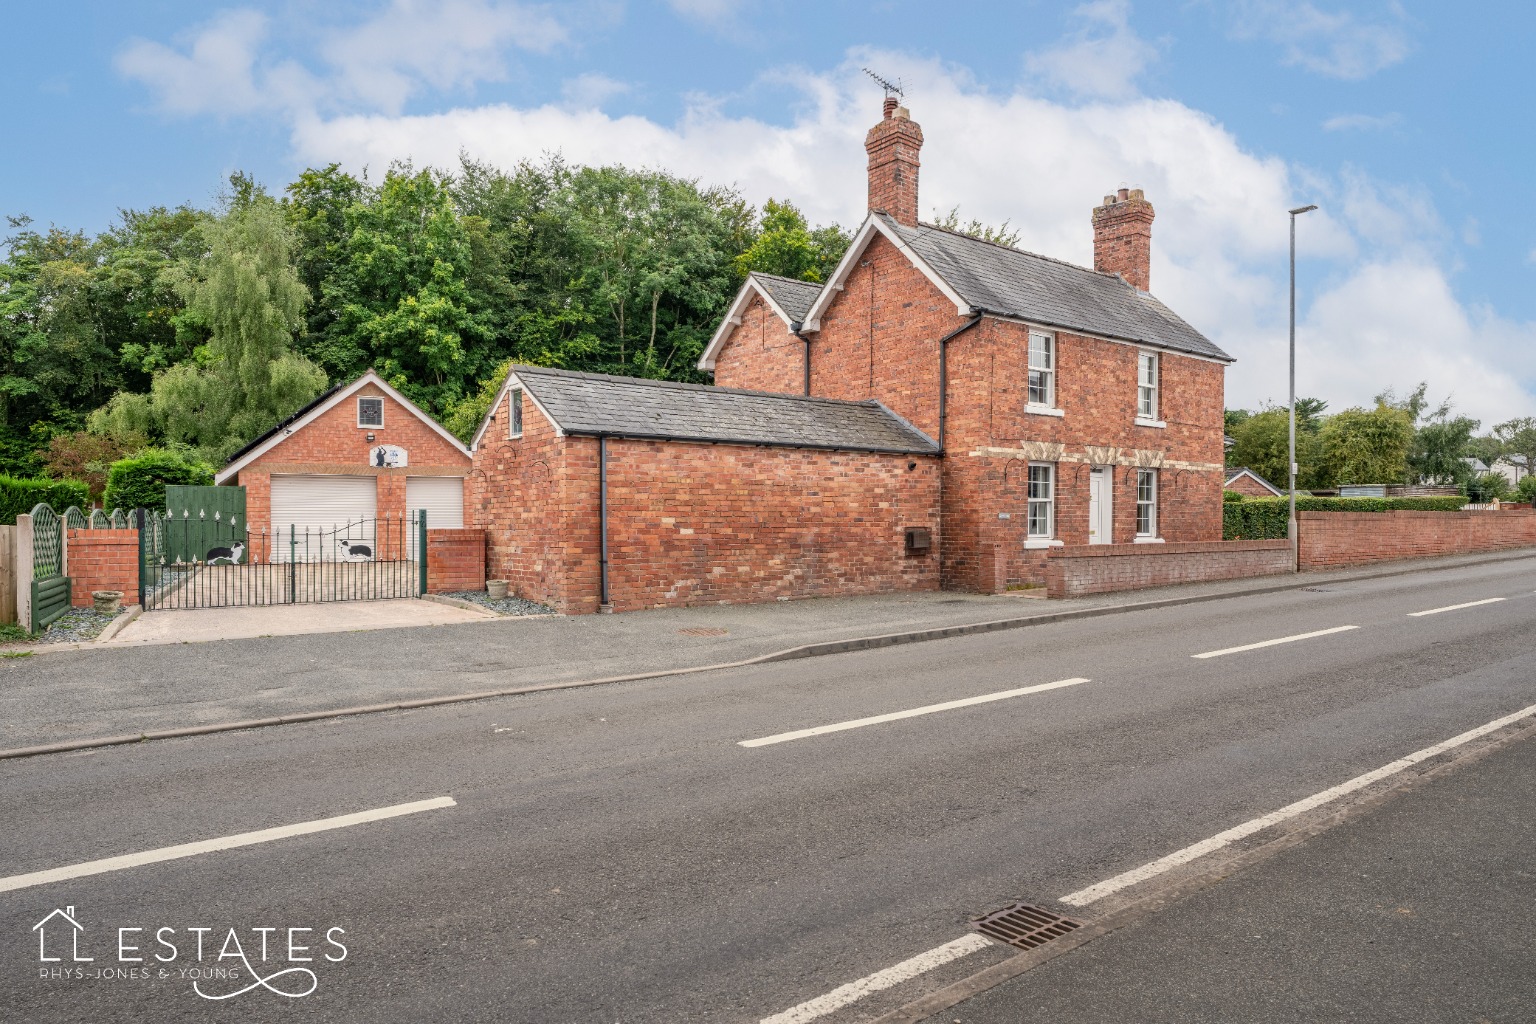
[904,527,932,553]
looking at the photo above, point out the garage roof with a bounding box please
[505,366,939,455]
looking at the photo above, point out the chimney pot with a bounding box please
[1117,187,1130,200]
[883,96,898,119]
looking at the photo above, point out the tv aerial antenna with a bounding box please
[862,68,905,100]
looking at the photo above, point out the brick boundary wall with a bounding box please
[1045,539,1293,598]
[426,528,486,593]
[1298,509,1536,570]
[66,529,140,607]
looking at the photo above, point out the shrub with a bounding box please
[102,449,214,513]
[1466,471,1512,503]
[1223,490,1245,503]
[1223,495,1468,540]
[1516,476,1536,504]
[0,476,91,526]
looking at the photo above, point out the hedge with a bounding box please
[0,476,91,526]
[102,450,214,514]
[1223,495,1469,540]
[1223,490,1246,503]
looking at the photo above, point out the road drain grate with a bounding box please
[970,902,1082,950]
[677,627,729,637]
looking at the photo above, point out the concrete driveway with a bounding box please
[102,598,496,646]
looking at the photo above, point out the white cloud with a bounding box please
[1224,1,1414,79]
[1321,112,1401,132]
[322,0,566,113]
[118,2,567,118]
[560,72,629,110]
[1024,0,1160,100]
[667,0,745,25]
[116,10,313,116]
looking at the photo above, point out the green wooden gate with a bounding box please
[163,485,247,565]
[28,503,70,633]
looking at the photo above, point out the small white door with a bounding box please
[405,476,464,530]
[1089,467,1113,545]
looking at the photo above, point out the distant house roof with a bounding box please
[480,366,939,456]
[1225,467,1283,496]
[215,370,470,484]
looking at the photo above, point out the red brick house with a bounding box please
[1225,467,1284,498]
[700,98,1231,592]
[472,99,1230,613]
[218,370,471,558]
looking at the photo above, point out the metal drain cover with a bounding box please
[970,902,1081,950]
[677,626,729,637]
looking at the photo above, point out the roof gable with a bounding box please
[698,272,823,372]
[216,371,470,484]
[505,366,939,455]
[1225,467,1283,495]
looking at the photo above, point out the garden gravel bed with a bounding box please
[36,608,117,644]
[441,591,554,616]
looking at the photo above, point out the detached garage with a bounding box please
[218,371,473,562]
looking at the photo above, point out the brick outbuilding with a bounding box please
[217,370,471,558]
[470,367,941,614]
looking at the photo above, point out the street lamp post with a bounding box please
[1288,204,1318,570]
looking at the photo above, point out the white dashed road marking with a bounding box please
[759,933,992,1024]
[1191,625,1359,660]
[0,797,456,894]
[738,679,1091,748]
[1407,597,1506,617]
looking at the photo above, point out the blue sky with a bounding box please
[7,1,1535,419]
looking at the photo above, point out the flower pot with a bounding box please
[93,590,124,615]
[486,580,509,601]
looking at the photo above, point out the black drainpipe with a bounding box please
[938,314,984,453]
[598,435,610,609]
[795,328,811,395]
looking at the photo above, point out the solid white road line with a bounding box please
[1060,701,1536,907]
[759,933,992,1024]
[1191,625,1359,660]
[738,679,1091,748]
[0,796,456,895]
[1408,597,1506,617]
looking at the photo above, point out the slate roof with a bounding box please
[512,366,939,455]
[750,272,821,325]
[880,215,1232,363]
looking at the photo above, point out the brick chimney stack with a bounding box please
[865,100,923,226]
[1092,187,1155,291]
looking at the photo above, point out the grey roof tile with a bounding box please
[750,272,821,324]
[883,216,1232,363]
[514,366,939,455]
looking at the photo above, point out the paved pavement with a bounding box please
[1,555,1534,1021]
[102,597,496,646]
[4,550,1533,751]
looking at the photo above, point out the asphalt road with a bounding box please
[3,557,1535,1022]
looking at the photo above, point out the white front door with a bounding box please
[1089,467,1113,545]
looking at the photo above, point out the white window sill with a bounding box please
[1024,538,1065,549]
[1134,417,1166,429]
[1133,535,1165,544]
[1025,404,1065,418]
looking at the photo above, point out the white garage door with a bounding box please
[270,475,378,562]
[406,476,464,530]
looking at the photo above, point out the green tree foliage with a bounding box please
[1319,403,1414,485]
[1515,475,1536,503]
[40,430,146,502]
[102,448,214,513]
[734,199,849,283]
[931,206,1022,247]
[1466,471,1512,503]
[90,188,327,463]
[1226,404,1329,490]
[1492,417,1536,483]
[444,357,515,444]
[1377,382,1479,485]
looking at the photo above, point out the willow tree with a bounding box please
[92,188,327,462]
